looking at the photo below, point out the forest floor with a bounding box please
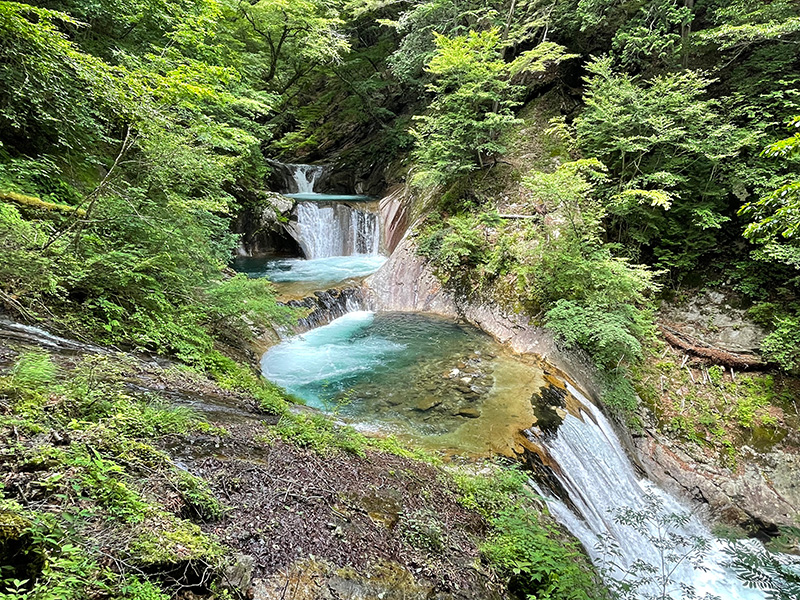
[1,325,574,599]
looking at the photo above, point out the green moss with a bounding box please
[128,520,223,566]
[0,190,86,215]
[174,471,223,522]
[273,412,368,457]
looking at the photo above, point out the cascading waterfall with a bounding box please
[275,163,381,260]
[295,201,380,259]
[289,163,324,194]
[528,384,768,600]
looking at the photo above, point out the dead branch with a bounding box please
[659,324,764,370]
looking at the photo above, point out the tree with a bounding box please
[599,493,719,600]
[739,116,800,262]
[234,0,349,92]
[574,56,754,271]
[412,29,574,186]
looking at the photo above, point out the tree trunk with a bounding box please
[681,0,695,69]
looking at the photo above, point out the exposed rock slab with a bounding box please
[634,428,800,530]
[253,557,503,600]
[659,290,768,355]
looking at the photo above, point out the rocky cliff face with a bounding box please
[233,193,301,258]
[634,423,800,533]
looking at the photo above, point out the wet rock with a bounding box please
[635,434,800,531]
[221,553,255,594]
[456,408,482,419]
[415,397,443,412]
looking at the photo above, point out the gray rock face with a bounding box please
[234,192,299,258]
[221,553,255,594]
[252,557,505,600]
[634,429,800,530]
[659,290,768,354]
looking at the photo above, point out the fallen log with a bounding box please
[658,324,764,370]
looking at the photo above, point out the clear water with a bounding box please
[233,255,386,284]
[260,311,541,455]
[287,193,373,202]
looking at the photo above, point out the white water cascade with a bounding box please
[281,164,381,260]
[530,384,769,600]
[294,202,380,259]
[289,163,324,194]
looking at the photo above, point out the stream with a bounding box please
[242,164,787,599]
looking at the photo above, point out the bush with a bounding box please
[454,467,598,600]
[761,315,800,372]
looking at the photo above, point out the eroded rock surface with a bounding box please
[659,290,768,354]
[635,427,800,532]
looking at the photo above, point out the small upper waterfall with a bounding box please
[289,164,324,194]
[528,385,770,600]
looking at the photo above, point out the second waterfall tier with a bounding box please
[294,201,380,259]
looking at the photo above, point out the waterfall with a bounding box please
[294,202,380,259]
[288,164,324,194]
[528,384,768,600]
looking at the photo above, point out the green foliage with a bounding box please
[174,471,224,522]
[698,0,800,52]
[545,300,645,370]
[417,213,487,278]
[0,0,304,365]
[761,315,800,372]
[418,160,658,413]
[601,492,717,600]
[740,117,800,263]
[7,351,57,389]
[273,412,368,457]
[0,505,110,600]
[454,467,598,600]
[725,541,800,600]
[115,578,171,600]
[0,350,228,599]
[575,57,752,271]
[412,29,574,186]
[128,520,223,566]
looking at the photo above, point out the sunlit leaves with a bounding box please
[412,29,574,186]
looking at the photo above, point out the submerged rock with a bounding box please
[456,407,482,419]
[415,397,443,412]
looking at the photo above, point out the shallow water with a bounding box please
[260,311,540,456]
[286,193,373,202]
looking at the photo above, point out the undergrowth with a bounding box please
[0,350,229,599]
[454,466,601,600]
